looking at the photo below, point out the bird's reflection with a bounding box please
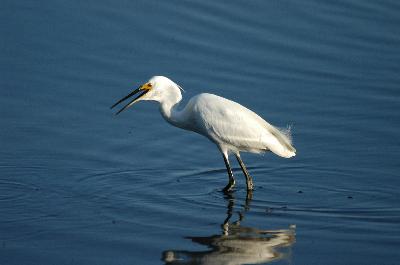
[162,192,296,265]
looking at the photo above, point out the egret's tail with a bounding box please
[263,124,296,158]
[279,125,296,157]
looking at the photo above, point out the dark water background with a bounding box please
[1,1,400,264]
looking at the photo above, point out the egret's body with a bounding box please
[112,76,296,192]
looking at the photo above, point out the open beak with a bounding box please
[110,83,151,115]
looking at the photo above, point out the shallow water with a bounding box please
[1,0,400,264]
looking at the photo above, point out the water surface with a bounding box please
[1,0,400,264]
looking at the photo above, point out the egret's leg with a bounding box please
[235,154,254,191]
[222,153,235,192]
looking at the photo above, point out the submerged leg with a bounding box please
[235,154,254,191]
[222,152,235,192]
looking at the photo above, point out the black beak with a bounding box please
[110,86,150,115]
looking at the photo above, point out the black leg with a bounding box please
[222,153,235,192]
[235,154,254,191]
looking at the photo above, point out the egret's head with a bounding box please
[111,76,182,115]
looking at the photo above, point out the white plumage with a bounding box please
[111,76,296,192]
[182,93,295,157]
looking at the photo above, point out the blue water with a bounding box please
[1,1,400,264]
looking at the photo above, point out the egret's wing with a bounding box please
[191,94,295,157]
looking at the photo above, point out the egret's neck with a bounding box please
[159,90,187,130]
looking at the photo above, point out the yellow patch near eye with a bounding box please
[141,82,152,90]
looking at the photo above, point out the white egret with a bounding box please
[111,76,296,192]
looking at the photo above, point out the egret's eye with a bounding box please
[141,82,153,90]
